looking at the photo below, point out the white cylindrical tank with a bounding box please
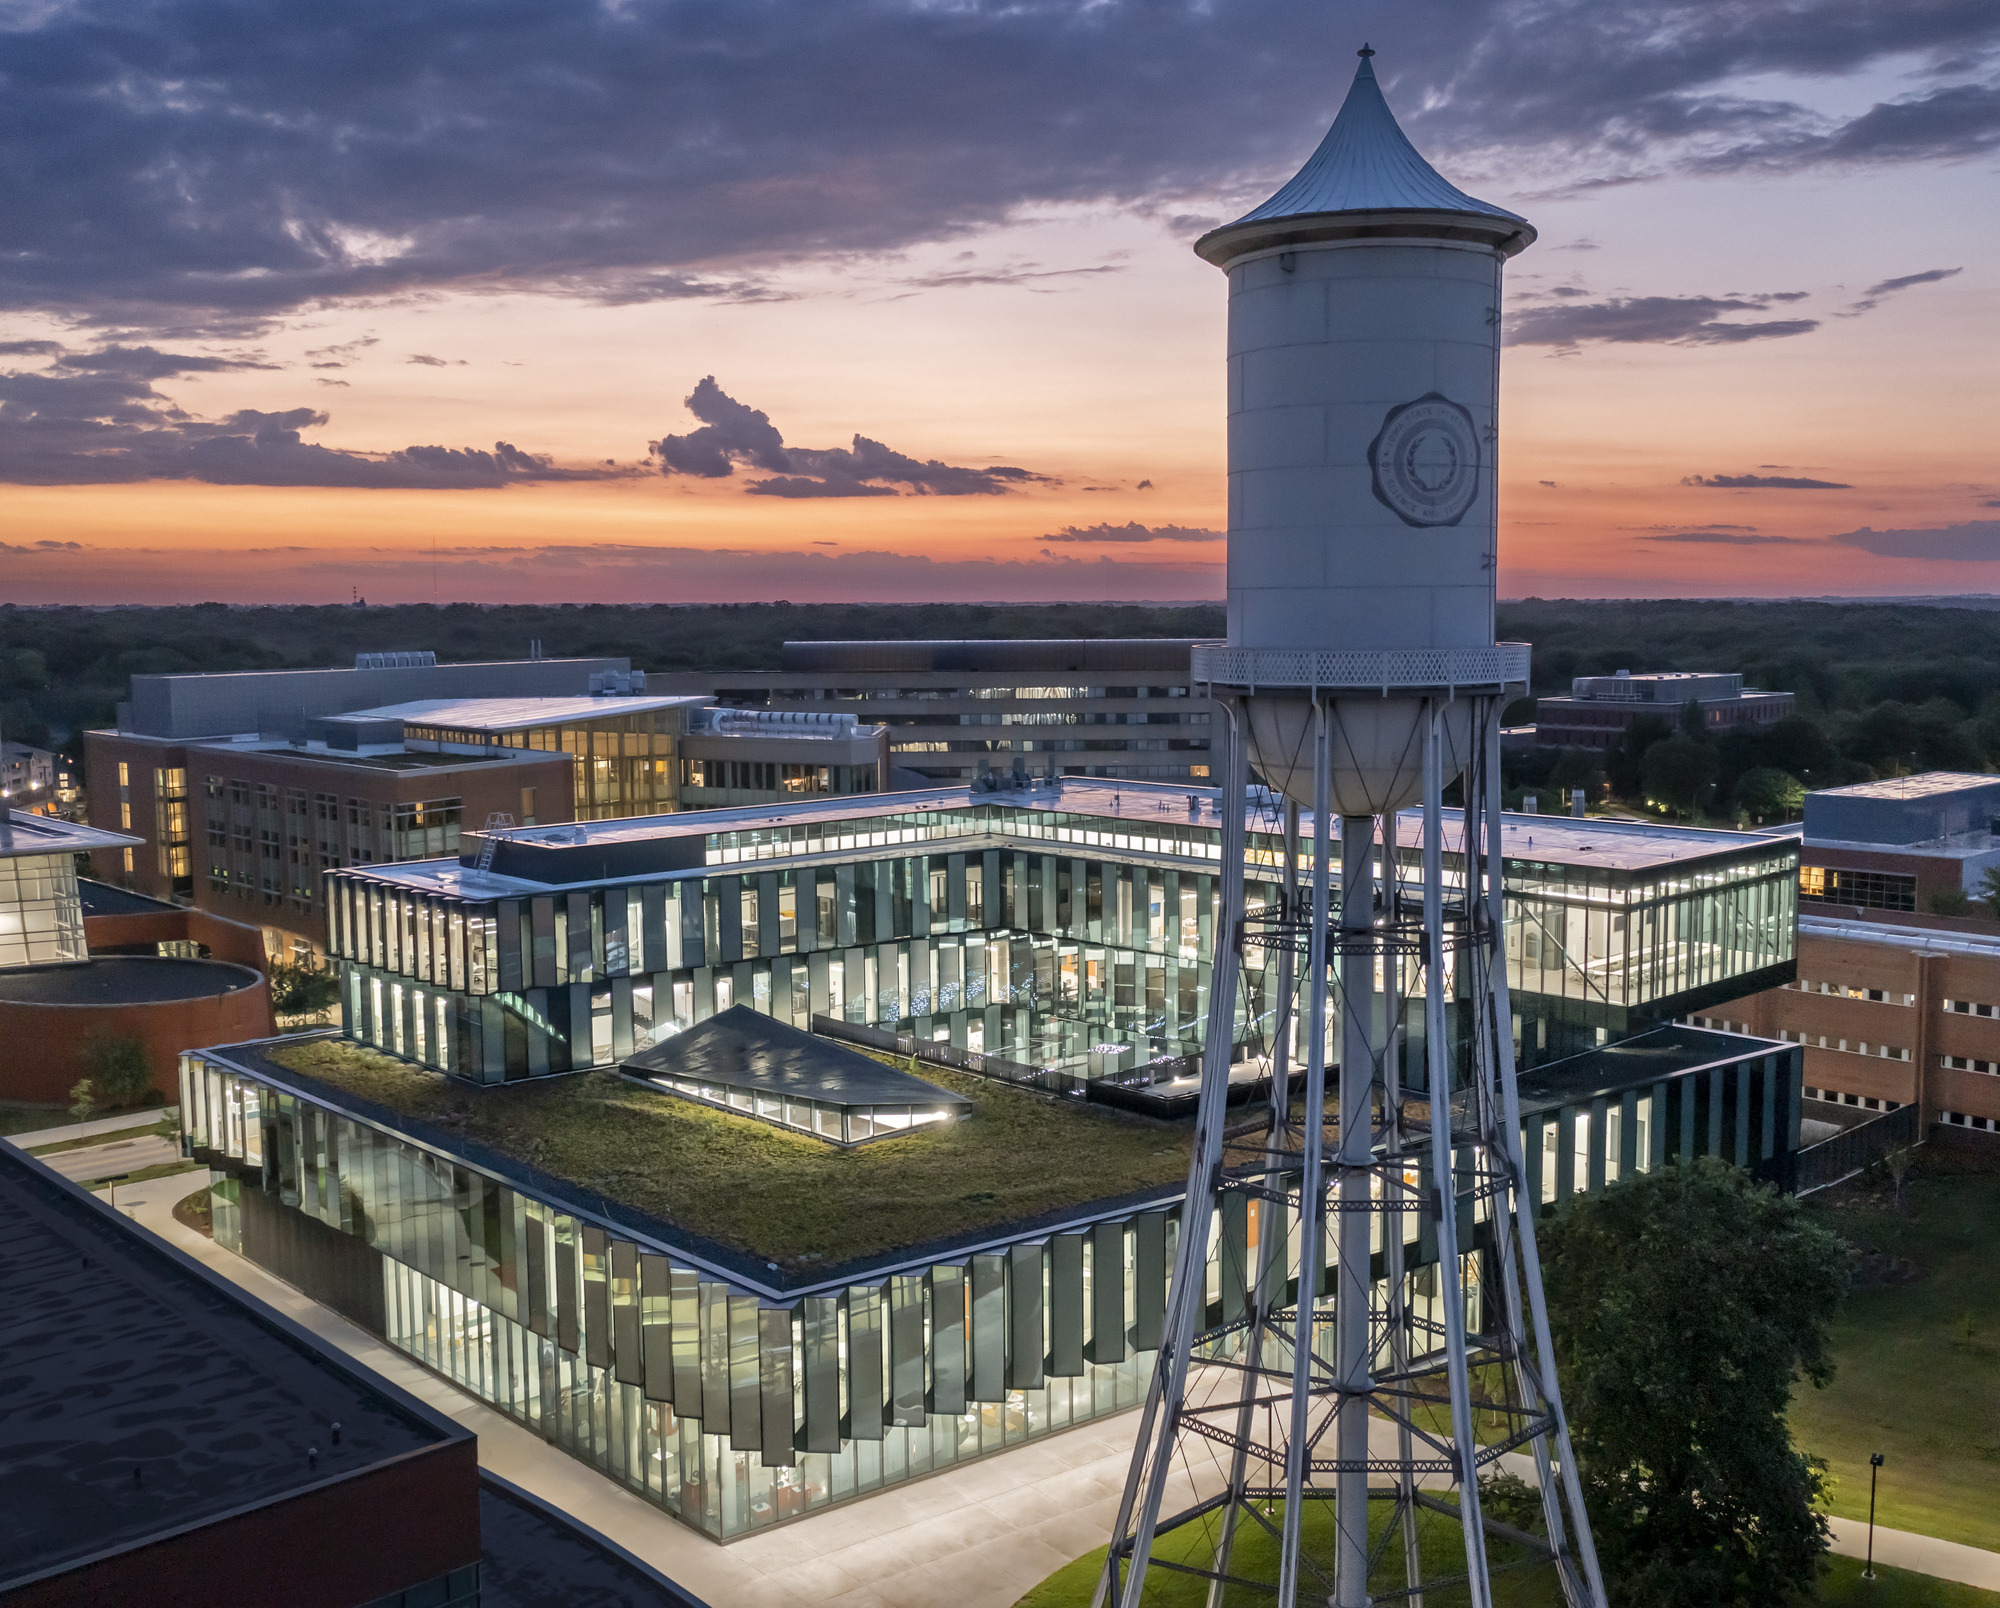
[1195,48,1534,814]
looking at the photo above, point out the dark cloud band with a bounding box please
[0,345,628,487]
[651,377,1049,498]
[1684,473,1851,489]
[1829,520,2000,561]
[0,0,1991,325]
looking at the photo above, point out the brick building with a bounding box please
[1704,774,2000,1138]
[1794,772,2000,914]
[87,731,572,966]
[1533,670,1794,750]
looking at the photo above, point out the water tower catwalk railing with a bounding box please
[1097,653,1608,1608]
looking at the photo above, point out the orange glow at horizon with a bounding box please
[2,165,1991,605]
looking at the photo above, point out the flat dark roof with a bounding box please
[1514,1024,1789,1116]
[779,638,1203,674]
[0,1144,463,1589]
[183,739,552,773]
[0,955,261,1006]
[624,1007,970,1110]
[76,878,181,918]
[477,1473,708,1608]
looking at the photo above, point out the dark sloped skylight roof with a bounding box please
[624,1007,970,1111]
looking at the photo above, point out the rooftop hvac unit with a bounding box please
[589,671,649,696]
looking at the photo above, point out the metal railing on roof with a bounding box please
[1795,1101,1920,1196]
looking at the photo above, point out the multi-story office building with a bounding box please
[1533,670,1794,749]
[357,696,891,818]
[178,779,1802,1543]
[329,693,698,822]
[87,729,575,966]
[652,638,1211,787]
[1712,773,2000,1137]
[86,654,632,962]
[1716,917,2000,1138]
[315,780,1797,1090]
[1794,771,2000,913]
[1,741,58,814]
[87,660,889,967]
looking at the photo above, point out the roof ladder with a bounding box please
[476,813,515,875]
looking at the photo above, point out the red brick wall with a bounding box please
[83,906,269,973]
[1,1438,480,1608]
[0,977,272,1106]
[1735,930,2000,1128]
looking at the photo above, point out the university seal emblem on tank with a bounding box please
[1368,391,1480,527]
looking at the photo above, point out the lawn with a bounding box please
[1014,1496,1562,1608]
[1791,1139,2000,1552]
[262,1036,1192,1270]
[83,1158,201,1191]
[23,1119,174,1157]
[1819,1556,2000,1607]
[1011,1507,1999,1608]
[0,1101,73,1139]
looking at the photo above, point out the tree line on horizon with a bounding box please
[5,598,1999,827]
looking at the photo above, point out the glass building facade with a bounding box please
[322,787,1798,1093]
[404,707,678,822]
[179,1017,1798,1542]
[0,850,88,969]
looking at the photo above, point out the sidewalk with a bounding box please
[106,1168,2000,1607]
[1827,1516,2000,1591]
[2,1105,171,1150]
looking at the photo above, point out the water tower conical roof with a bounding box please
[1196,49,1533,265]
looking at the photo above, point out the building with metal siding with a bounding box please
[177,1015,1796,1544]
[318,780,1799,1092]
[649,638,1212,787]
[169,780,1806,1543]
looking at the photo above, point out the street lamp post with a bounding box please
[1865,1452,1885,1580]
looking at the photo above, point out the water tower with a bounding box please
[1097,49,1608,1608]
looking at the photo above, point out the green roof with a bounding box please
[257,1035,1190,1278]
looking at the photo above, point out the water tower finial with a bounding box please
[1357,42,1374,57]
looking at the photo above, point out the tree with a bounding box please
[1760,715,1837,785]
[84,1031,154,1109]
[1641,736,1721,818]
[1607,714,1674,799]
[1979,864,2000,911]
[1929,888,1972,917]
[68,1078,95,1124]
[1548,747,1605,807]
[269,961,341,1021]
[1884,1144,1914,1213]
[1540,1158,1846,1608]
[1734,767,1806,824]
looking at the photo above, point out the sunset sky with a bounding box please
[1,1,1994,606]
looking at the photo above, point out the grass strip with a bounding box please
[1792,1142,2000,1552]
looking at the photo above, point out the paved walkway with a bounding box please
[99,1162,2000,1607]
[1827,1516,2000,1590]
[1,1105,170,1150]
[37,1132,180,1184]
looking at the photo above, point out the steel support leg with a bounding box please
[1278,702,1332,1607]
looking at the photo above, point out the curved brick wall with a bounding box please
[0,966,272,1106]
